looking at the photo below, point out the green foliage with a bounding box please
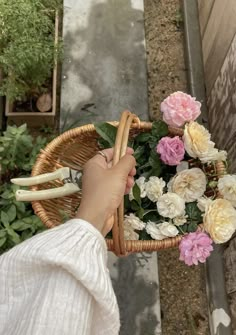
[0,0,62,101]
[95,123,118,147]
[180,202,203,234]
[0,124,47,177]
[0,184,45,253]
[0,124,49,253]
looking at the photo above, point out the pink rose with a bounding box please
[156,136,185,166]
[179,232,213,266]
[161,91,201,127]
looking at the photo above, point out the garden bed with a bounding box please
[144,0,209,333]
[0,1,62,126]
[5,12,59,118]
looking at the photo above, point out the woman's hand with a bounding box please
[76,148,136,236]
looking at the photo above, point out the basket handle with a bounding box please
[112,111,140,255]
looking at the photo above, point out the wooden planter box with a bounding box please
[5,12,59,125]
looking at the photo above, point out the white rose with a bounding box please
[146,221,166,240]
[157,192,185,219]
[146,176,166,202]
[129,176,146,201]
[168,168,207,202]
[197,196,213,212]
[200,148,227,164]
[146,221,179,240]
[203,199,236,243]
[158,221,179,237]
[124,213,145,230]
[183,122,227,163]
[218,175,236,207]
[173,214,188,226]
[124,225,139,240]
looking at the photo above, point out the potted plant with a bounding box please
[0,0,62,119]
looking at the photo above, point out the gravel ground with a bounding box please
[144,1,209,334]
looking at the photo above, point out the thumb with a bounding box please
[112,154,136,177]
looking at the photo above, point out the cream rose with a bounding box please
[146,221,179,240]
[168,168,207,202]
[183,122,227,163]
[124,213,145,230]
[146,221,166,240]
[129,176,146,201]
[146,176,166,202]
[173,214,188,226]
[218,175,236,207]
[197,196,213,212]
[158,221,179,237]
[157,192,185,219]
[124,225,139,240]
[203,199,236,243]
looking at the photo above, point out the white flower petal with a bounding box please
[146,176,166,202]
[157,192,185,219]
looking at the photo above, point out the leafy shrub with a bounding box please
[0,0,62,101]
[0,124,49,253]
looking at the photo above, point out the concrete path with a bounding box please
[61,1,161,334]
[61,0,148,127]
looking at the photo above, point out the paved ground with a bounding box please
[61,1,161,334]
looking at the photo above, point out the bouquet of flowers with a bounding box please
[96,91,236,266]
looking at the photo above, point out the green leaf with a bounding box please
[133,146,146,162]
[179,224,188,234]
[151,120,169,139]
[14,201,26,213]
[0,230,6,238]
[185,202,202,222]
[0,237,7,248]
[6,227,21,244]
[135,132,151,143]
[124,195,131,212]
[7,205,17,223]
[98,138,111,149]
[1,212,9,226]
[11,221,32,231]
[21,230,33,241]
[133,183,141,205]
[22,217,33,224]
[142,211,160,223]
[1,190,14,199]
[139,229,151,240]
[131,200,140,211]
[188,222,198,233]
[95,123,117,147]
[136,207,144,219]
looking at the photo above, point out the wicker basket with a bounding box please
[31,111,226,255]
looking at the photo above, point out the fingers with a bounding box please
[126,147,134,155]
[129,166,136,177]
[127,175,134,189]
[112,154,136,178]
[91,147,134,168]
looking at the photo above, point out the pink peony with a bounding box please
[161,91,201,127]
[179,232,213,266]
[156,136,185,166]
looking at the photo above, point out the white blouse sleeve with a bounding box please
[0,219,120,335]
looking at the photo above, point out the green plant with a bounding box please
[0,124,49,253]
[0,124,47,180]
[0,0,62,101]
[0,184,45,253]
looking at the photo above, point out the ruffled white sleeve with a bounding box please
[0,219,120,335]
